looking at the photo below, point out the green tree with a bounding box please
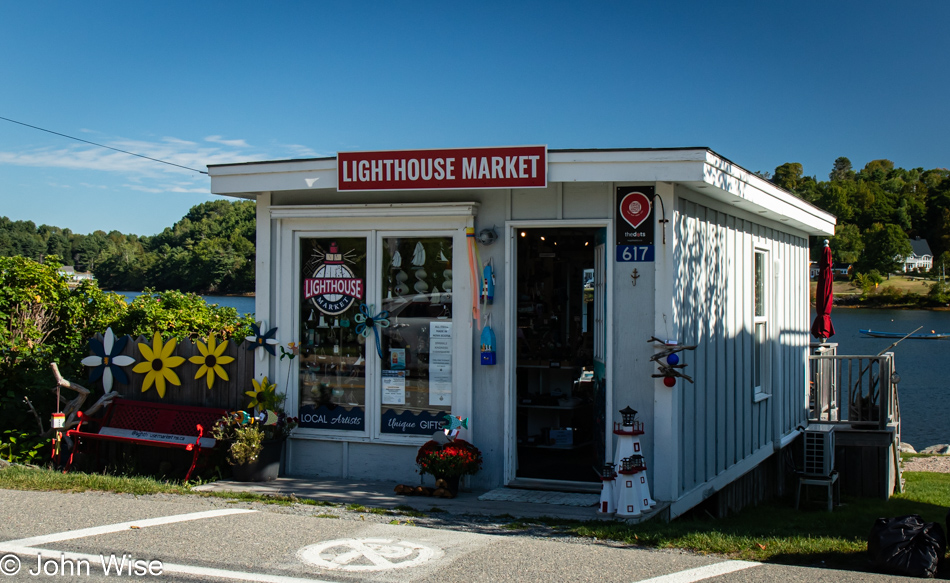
[816,181,856,222]
[859,159,895,183]
[773,162,804,194]
[829,157,854,182]
[45,232,70,259]
[859,223,912,275]
[831,223,863,264]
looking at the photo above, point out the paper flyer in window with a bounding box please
[429,322,452,406]
[381,370,406,405]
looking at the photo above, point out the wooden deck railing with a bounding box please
[807,344,901,432]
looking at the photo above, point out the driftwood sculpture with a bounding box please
[648,336,697,383]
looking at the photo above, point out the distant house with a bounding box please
[57,266,95,283]
[897,238,933,272]
[810,261,851,279]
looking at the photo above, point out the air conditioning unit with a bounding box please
[803,424,835,476]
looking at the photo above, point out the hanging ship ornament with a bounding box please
[480,313,497,365]
[411,241,429,300]
[391,250,410,298]
[441,246,453,302]
[482,258,495,305]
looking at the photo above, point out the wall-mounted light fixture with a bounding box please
[477,225,498,246]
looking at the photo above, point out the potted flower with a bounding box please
[415,438,482,495]
[212,376,298,482]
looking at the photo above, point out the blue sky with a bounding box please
[1,1,948,236]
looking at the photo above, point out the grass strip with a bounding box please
[554,471,950,569]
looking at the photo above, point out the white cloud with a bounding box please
[0,131,325,190]
[205,135,250,148]
[124,184,166,193]
[282,144,324,158]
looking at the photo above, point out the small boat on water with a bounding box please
[859,329,950,340]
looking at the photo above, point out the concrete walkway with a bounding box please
[194,476,616,521]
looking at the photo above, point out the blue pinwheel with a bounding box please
[245,322,280,360]
[80,328,136,393]
[353,304,390,358]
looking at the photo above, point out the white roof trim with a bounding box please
[208,148,835,236]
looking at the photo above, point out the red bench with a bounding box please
[66,398,228,481]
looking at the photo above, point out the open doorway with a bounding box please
[514,227,605,484]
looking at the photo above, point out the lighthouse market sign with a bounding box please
[338,145,547,191]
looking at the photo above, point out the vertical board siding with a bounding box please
[674,199,809,497]
[715,211,727,477]
[89,333,256,410]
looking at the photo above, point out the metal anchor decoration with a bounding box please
[648,336,697,387]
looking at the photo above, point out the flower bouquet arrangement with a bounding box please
[212,376,298,467]
[212,411,263,466]
[415,438,482,479]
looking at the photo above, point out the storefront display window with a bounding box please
[295,231,460,438]
[298,238,368,430]
[379,236,454,435]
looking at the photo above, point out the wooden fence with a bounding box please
[86,333,257,411]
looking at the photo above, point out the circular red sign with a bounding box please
[620,191,652,229]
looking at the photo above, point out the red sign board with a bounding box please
[337,145,547,191]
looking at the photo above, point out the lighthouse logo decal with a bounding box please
[304,242,364,315]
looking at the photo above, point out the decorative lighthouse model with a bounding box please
[598,406,656,517]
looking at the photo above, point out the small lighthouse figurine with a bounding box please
[598,462,617,514]
[601,406,656,518]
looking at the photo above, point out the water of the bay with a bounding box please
[115,291,255,316]
[820,308,950,450]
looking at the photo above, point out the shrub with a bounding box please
[0,258,255,463]
[0,257,126,462]
[114,288,254,341]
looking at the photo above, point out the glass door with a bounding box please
[297,237,369,432]
[377,235,456,437]
[293,227,465,441]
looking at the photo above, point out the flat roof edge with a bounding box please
[206,147,713,170]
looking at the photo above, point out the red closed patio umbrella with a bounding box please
[811,239,836,342]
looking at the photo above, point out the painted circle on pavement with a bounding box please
[298,538,442,571]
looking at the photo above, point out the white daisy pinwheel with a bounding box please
[80,327,136,393]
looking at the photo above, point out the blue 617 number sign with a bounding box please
[616,245,654,262]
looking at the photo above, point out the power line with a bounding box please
[0,115,208,175]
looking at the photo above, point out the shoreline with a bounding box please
[829,304,950,311]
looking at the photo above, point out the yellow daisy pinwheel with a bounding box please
[132,332,185,398]
[189,335,234,389]
[245,376,278,412]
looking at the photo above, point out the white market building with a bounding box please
[209,146,836,518]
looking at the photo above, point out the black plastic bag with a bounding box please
[868,514,946,578]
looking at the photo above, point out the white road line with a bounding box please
[0,508,256,547]
[0,545,337,583]
[633,560,761,583]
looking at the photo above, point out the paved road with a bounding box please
[0,489,921,582]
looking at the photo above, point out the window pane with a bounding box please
[754,322,765,390]
[754,252,765,318]
[298,238,367,431]
[379,236,454,435]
